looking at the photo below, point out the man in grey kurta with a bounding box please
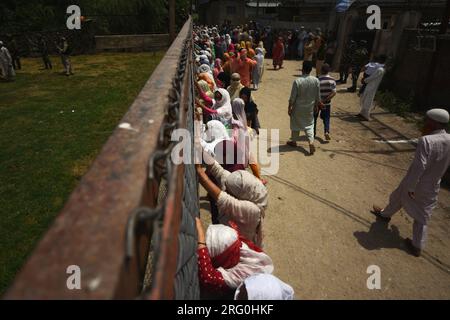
[372,109,450,256]
[287,62,321,155]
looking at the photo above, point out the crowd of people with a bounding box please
[192,22,450,299]
[0,35,74,81]
[193,24,295,300]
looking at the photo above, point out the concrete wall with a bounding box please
[95,34,170,53]
[388,30,450,110]
[199,0,247,26]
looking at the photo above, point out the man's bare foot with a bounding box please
[370,205,391,222]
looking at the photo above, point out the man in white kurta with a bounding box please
[0,41,15,80]
[287,62,321,155]
[358,66,385,121]
[372,109,450,256]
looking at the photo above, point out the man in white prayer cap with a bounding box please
[372,108,450,257]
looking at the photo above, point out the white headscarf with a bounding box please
[201,120,231,157]
[212,88,233,123]
[231,98,247,129]
[234,274,295,300]
[225,170,268,211]
[206,224,274,289]
[198,63,212,74]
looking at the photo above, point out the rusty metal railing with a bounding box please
[4,17,199,300]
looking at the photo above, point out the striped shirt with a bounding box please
[318,74,337,106]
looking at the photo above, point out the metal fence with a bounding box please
[5,17,199,300]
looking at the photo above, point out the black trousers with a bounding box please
[12,56,21,70]
[42,55,52,69]
[351,66,362,89]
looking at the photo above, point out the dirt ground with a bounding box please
[200,59,450,299]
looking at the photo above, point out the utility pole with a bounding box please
[169,0,176,42]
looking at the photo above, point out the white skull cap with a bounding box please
[426,108,449,124]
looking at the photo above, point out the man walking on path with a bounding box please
[372,109,450,257]
[287,62,321,155]
[314,63,336,140]
[358,62,385,121]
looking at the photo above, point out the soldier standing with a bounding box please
[39,37,52,70]
[337,39,356,84]
[9,37,21,70]
[56,36,73,76]
[347,40,369,92]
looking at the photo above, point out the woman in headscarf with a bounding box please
[196,86,233,127]
[231,98,266,184]
[231,49,257,88]
[213,58,224,88]
[252,48,264,90]
[257,41,266,81]
[222,53,232,76]
[225,34,232,48]
[201,120,231,158]
[227,73,245,102]
[198,63,216,91]
[246,41,256,59]
[196,150,268,246]
[198,80,214,100]
[239,87,261,134]
[234,274,294,300]
[257,41,267,56]
[272,37,285,70]
[196,219,273,298]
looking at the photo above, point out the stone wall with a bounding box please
[95,34,170,53]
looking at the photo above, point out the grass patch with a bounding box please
[0,52,164,295]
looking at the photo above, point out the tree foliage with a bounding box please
[0,0,190,34]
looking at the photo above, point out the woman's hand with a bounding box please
[195,217,207,248]
[288,105,293,116]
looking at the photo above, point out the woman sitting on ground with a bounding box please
[196,218,273,298]
[196,151,268,246]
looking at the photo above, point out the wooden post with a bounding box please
[169,0,176,42]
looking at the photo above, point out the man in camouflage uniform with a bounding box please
[56,36,73,76]
[337,39,356,84]
[347,40,369,92]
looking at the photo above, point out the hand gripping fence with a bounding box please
[5,17,199,300]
